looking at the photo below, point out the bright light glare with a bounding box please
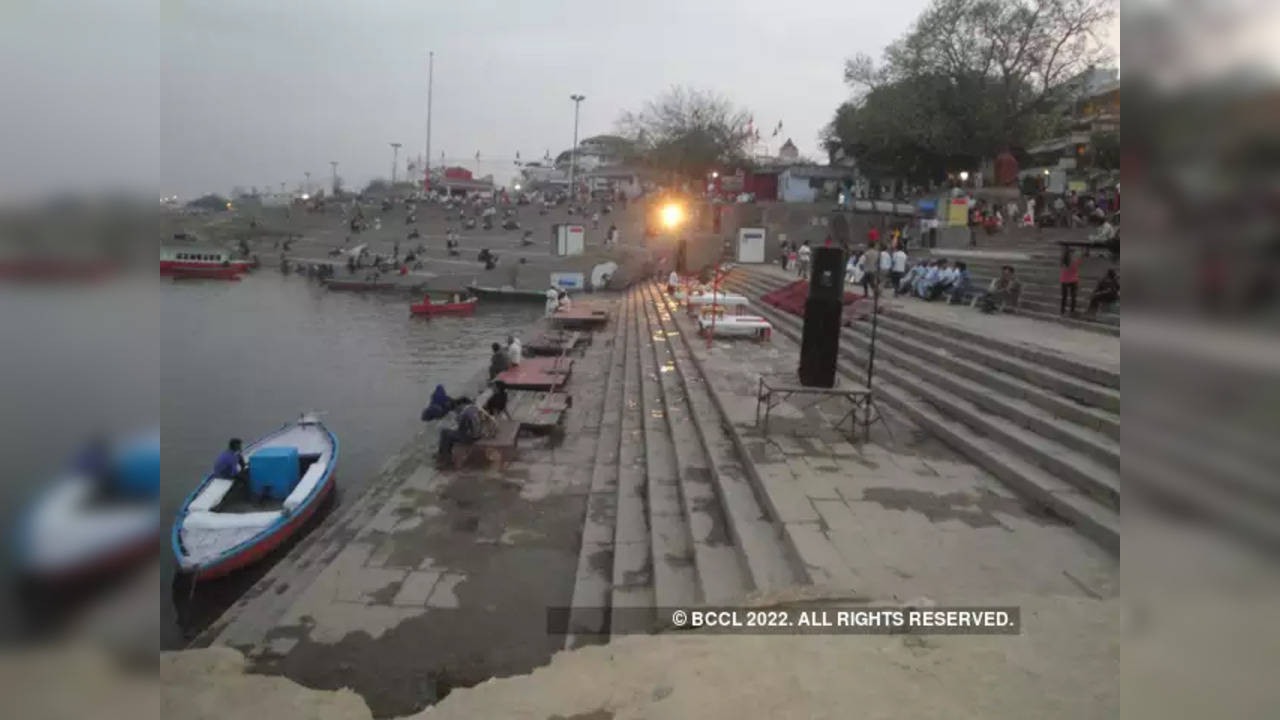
[711,171,719,178]
[660,203,683,229]
[959,171,970,182]
[301,193,310,200]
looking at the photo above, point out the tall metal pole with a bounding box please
[304,171,311,195]
[425,51,434,191]
[330,161,339,194]
[568,94,585,201]
[390,142,402,185]
[865,272,881,432]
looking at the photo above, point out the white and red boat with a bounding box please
[160,246,254,276]
[172,414,337,581]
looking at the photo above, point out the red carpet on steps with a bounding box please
[759,280,862,316]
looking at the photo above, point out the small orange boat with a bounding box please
[410,295,478,316]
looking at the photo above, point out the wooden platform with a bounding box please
[495,356,574,390]
[508,390,571,432]
[549,307,610,330]
[524,331,587,357]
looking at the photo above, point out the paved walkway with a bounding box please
[748,263,1120,371]
[655,288,1117,604]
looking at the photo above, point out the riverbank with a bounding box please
[190,295,621,716]
[185,275,1117,716]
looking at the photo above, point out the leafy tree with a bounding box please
[618,87,754,181]
[362,179,389,195]
[1091,130,1119,170]
[186,194,230,212]
[828,0,1115,183]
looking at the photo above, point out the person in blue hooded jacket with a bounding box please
[421,385,454,422]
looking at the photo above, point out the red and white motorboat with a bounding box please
[160,246,254,276]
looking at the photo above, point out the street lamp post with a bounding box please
[330,161,339,194]
[390,142,402,185]
[568,94,585,202]
[425,51,434,191]
[304,171,311,195]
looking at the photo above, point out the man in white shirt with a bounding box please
[796,242,812,279]
[846,254,864,286]
[915,260,942,298]
[506,335,523,366]
[890,246,908,293]
[545,287,560,317]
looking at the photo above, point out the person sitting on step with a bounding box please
[945,262,971,304]
[914,259,944,298]
[437,398,482,463]
[1086,268,1119,317]
[484,380,511,420]
[975,265,1022,313]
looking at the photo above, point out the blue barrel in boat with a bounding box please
[249,447,300,500]
[112,435,160,497]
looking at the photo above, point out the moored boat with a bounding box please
[410,295,478,316]
[465,284,548,302]
[172,414,338,581]
[170,265,244,281]
[16,432,160,583]
[161,246,253,276]
[322,277,396,291]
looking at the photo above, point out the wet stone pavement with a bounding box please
[201,310,614,718]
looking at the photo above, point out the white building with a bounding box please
[777,165,854,203]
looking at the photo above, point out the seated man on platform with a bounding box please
[489,343,510,380]
[976,265,1023,313]
[437,397,481,462]
[506,334,523,366]
[484,380,511,419]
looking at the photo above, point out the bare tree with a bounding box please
[618,87,754,181]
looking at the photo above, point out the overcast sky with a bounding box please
[2,0,1119,200]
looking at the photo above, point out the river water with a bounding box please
[158,272,543,647]
[0,272,543,648]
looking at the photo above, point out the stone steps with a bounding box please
[638,283,802,594]
[722,271,1119,552]
[564,289,631,648]
[727,273,1120,509]
[869,308,1120,421]
[610,290,657,634]
[739,274,1120,434]
[737,274,1116,448]
[631,288,703,610]
[739,268,1119,394]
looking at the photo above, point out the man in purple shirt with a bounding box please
[214,438,247,480]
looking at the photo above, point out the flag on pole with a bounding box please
[475,151,480,161]
[772,120,782,137]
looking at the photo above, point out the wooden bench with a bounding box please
[452,420,520,470]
